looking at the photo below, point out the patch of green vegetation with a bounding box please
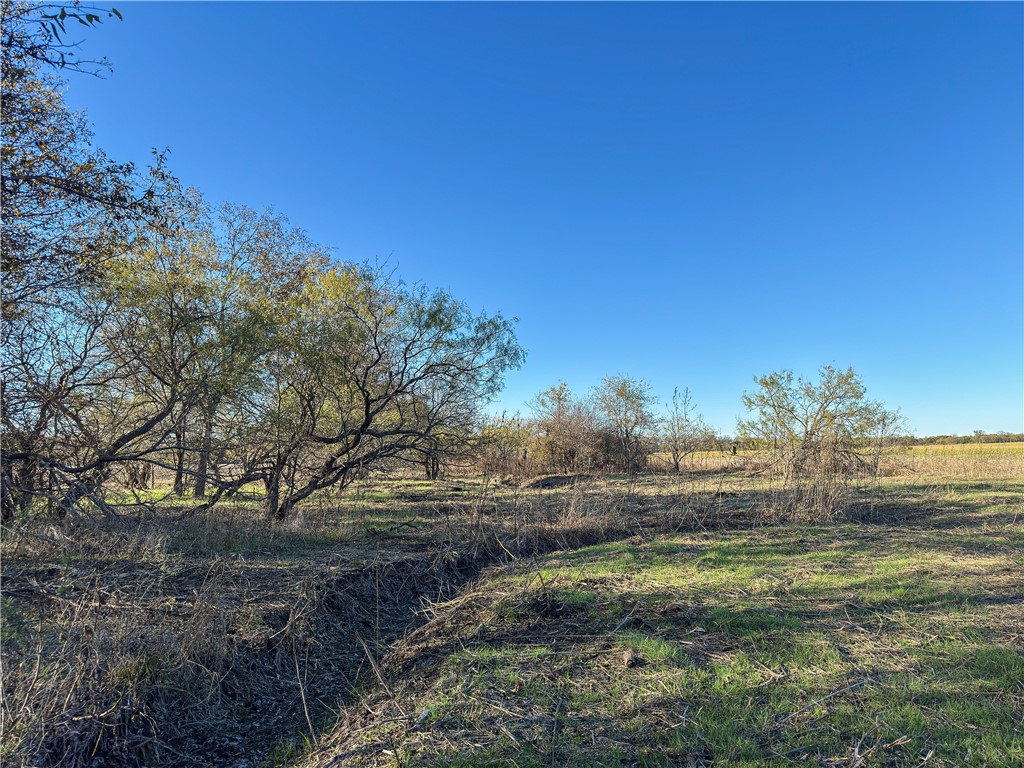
[259,732,316,768]
[0,598,34,648]
[111,651,167,687]
[320,481,1024,766]
[104,488,174,504]
[354,510,424,531]
[704,604,801,638]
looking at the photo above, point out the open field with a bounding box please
[1,445,1022,767]
[308,484,1023,767]
[900,443,1024,480]
[7,3,1021,766]
[651,443,1024,481]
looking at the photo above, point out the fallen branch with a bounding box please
[779,679,870,725]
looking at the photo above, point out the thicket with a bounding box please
[475,380,726,479]
[736,365,904,519]
[1,2,526,523]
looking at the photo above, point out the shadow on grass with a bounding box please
[323,578,1024,767]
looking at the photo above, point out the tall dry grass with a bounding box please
[3,481,708,767]
[899,442,1024,480]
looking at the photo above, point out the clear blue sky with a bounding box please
[64,2,1022,436]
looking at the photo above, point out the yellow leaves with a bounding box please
[321,264,361,301]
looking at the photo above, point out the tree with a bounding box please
[530,383,599,474]
[1,1,176,321]
[0,199,217,520]
[1,1,182,520]
[737,365,902,483]
[186,201,330,499]
[593,375,657,475]
[229,265,523,520]
[662,386,705,473]
[475,415,535,479]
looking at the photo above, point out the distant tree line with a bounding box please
[906,432,1024,446]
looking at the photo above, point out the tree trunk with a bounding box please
[173,425,186,496]
[1,468,16,523]
[8,461,41,518]
[424,455,441,480]
[193,396,219,499]
[263,464,285,520]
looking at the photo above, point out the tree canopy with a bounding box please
[0,3,524,520]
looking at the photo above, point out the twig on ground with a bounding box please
[293,638,318,747]
[779,679,870,725]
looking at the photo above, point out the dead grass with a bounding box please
[1,476,712,766]
[2,458,1021,766]
[901,443,1024,481]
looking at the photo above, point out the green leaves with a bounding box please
[739,364,902,484]
[38,3,121,49]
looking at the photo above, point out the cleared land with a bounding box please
[1,445,1022,767]
[310,484,1022,767]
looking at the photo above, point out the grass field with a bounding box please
[900,443,1024,480]
[1,444,1021,767]
[652,443,1024,481]
[307,485,1023,767]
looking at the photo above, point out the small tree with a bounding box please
[738,365,901,478]
[475,415,535,480]
[531,383,600,474]
[593,375,657,475]
[737,365,902,517]
[662,387,705,473]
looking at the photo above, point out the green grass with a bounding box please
[311,489,1024,767]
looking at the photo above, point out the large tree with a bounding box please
[180,201,329,499]
[232,265,524,520]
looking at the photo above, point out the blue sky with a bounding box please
[64,2,1022,436]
